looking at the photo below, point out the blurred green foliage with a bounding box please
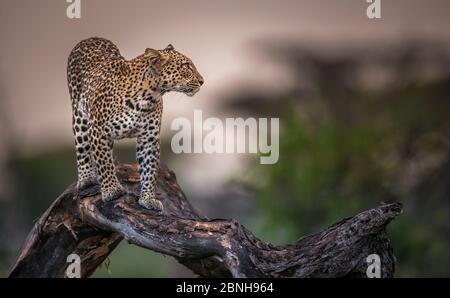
[244,79,450,277]
[92,242,172,278]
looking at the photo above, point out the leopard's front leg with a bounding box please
[136,111,163,211]
[91,122,125,202]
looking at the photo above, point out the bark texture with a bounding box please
[8,163,402,278]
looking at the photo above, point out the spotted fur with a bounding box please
[67,37,204,210]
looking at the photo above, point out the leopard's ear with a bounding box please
[164,44,174,51]
[145,48,169,76]
[145,48,158,55]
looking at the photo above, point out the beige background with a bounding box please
[1,0,449,191]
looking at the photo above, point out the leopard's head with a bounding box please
[144,45,204,97]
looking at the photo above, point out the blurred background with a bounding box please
[0,0,449,277]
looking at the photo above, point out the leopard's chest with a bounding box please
[107,112,143,140]
[102,89,161,140]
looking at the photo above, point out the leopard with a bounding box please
[67,37,204,211]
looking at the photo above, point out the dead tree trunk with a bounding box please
[8,163,402,278]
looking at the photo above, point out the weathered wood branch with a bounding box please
[8,163,402,278]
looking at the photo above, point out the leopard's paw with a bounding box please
[138,193,163,211]
[102,185,125,202]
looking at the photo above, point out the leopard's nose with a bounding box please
[198,79,204,86]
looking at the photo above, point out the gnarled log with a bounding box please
[8,163,402,278]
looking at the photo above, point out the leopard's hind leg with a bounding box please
[71,98,99,192]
